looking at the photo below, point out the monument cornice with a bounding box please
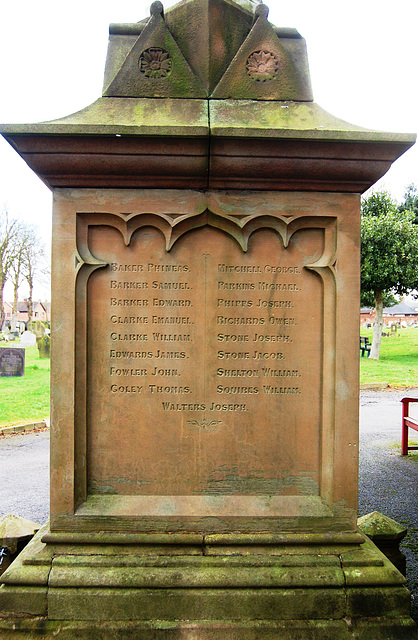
[0,98,414,192]
[0,0,415,193]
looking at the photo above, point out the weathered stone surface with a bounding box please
[46,188,360,535]
[103,2,206,98]
[0,585,48,617]
[358,511,408,575]
[0,3,414,192]
[102,0,313,100]
[211,4,312,100]
[346,586,412,619]
[1,618,417,640]
[0,100,413,191]
[1,523,415,638]
[358,510,408,541]
[0,515,40,553]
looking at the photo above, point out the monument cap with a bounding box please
[0,0,415,192]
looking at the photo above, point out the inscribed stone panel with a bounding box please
[82,222,325,502]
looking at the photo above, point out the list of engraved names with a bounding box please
[107,257,302,412]
[109,261,192,398]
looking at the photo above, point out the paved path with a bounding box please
[1,391,417,621]
[0,429,49,525]
[358,389,418,622]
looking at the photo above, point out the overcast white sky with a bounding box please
[0,0,417,298]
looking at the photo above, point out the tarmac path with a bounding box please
[358,389,418,623]
[1,390,417,621]
[0,428,49,525]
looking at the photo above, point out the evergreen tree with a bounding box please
[399,183,418,224]
[361,191,418,359]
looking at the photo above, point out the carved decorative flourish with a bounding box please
[139,48,172,78]
[75,208,337,257]
[187,419,223,431]
[246,50,279,82]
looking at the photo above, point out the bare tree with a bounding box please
[9,224,32,330]
[0,211,21,331]
[22,228,45,322]
[0,213,46,332]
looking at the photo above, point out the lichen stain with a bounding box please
[201,464,318,495]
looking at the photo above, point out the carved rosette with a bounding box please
[246,50,279,82]
[139,47,172,78]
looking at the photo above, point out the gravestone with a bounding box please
[0,347,25,377]
[0,1,416,638]
[20,331,37,347]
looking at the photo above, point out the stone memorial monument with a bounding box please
[0,1,416,638]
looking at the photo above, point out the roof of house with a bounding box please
[17,301,28,313]
[383,303,418,315]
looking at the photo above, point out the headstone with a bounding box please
[37,335,50,358]
[0,347,25,377]
[19,331,36,347]
[0,1,416,638]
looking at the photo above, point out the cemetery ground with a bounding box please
[360,326,418,387]
[0,345,49,427]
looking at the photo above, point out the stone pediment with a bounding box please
[103,0,312,100]
[103,2,207,98]
[0,0,415,192]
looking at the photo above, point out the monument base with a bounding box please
[0,619,416,640]
[0,523,416,639]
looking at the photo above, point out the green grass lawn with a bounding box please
[360,326,418,387]
[0,344,50,427]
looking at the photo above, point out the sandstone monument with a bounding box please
[0,1,416,638]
